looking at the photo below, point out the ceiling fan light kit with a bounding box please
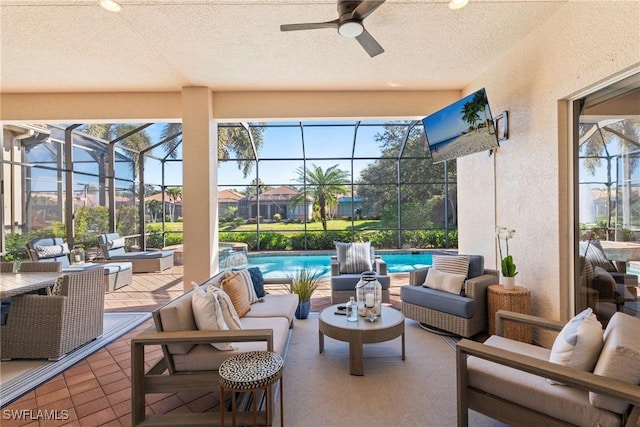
[338,20,364,38]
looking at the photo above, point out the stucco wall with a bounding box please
[457,1,640,335]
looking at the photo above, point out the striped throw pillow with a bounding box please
[336,241,372,274]
[432,255,470,277]
[235,269,259,303]
[221,272,252,317]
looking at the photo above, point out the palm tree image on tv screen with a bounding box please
[422,88,499,164]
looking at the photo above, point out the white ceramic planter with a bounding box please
[501,276,516,290]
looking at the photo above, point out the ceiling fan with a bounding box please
[280,0,387,57]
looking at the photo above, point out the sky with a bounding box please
[144,121,408,189]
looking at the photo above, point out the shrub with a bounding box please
[259,232,289,250]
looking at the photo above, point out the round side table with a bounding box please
[487,284,532,343]
[219,351,284,427]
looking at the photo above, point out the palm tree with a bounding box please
[160,123,183,159]
[82,123,152,180]
[218,124,265,178]
[292,164,349,231]
[166,187,182,221]
[472,90,492,132]
[461,101,481,132]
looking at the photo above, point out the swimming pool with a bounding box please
[247,252,436,278]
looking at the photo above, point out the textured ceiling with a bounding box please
[0,0,567,93]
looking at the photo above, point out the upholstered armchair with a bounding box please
[457,310,640,427]
[580,240,638,320]
[330,241,390,304]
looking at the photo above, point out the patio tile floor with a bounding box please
[1,266,408,426]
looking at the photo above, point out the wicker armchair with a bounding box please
[1,262,16,273]
[0,268,105,360]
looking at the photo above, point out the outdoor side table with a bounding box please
[487,284,532,343]
[219,350,284,427]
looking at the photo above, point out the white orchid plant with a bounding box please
[496,226,518,277]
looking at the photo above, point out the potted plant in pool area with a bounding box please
[496,225,518,289]
[289,267,322,319]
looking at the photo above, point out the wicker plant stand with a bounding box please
[487,284,532,343]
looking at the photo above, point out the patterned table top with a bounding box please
[219,351,283,390]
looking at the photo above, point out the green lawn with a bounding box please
[221,219,382,232]
[150,219,382,233]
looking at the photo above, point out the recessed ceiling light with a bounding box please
[449,0,469,10]
[100,0,122,13]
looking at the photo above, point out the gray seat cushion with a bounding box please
[108,250,174,259]
[400,284,475,318]
[331,274,391,291]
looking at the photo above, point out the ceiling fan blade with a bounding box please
[280,19,339,32]
[352,0,386,21]
[355,28,384,57]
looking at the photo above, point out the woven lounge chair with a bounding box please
[26,237,133,292]
[97,233,174,273]
[330,241,390,304]
[0,268,105,360]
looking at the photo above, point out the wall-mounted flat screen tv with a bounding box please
[422,88,499,164]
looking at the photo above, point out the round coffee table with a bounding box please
[318,304,405,376]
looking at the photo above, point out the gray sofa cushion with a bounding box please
[400,284,475,318]
[331,274,391,291]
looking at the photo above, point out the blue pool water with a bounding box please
[247,252,434,278]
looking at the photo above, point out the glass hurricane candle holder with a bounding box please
[355,271,382,322]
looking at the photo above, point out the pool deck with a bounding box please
[103,265,410,313]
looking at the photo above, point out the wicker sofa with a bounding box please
[97,233,174,273]
[26,237,133,292]
[400,254,498,338]
[0,268,105,360]
[131,271,298,426]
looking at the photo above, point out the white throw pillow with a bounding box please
[206,284,242,330]
[423,268,466,295]
[589,312,640,413]
[548,307,603,384]
[35,243,70,259]
[107,237,126,249]
[432,255,470,277]
[191,282,237,351]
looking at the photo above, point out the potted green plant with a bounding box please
[289,268,322,319]
[496,225,518,289]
